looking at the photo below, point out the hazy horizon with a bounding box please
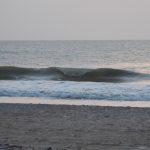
[0,0,150,40]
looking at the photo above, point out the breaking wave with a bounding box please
[0,66,149,82]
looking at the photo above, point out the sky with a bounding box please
[0,0,150,40]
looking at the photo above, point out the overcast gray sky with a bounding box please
[0,0,150,40]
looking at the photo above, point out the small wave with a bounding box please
[0,66,149,82]
[0,66,65,80]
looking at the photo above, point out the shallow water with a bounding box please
[1,97,150,108]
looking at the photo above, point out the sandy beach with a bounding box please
[0,103,150,150]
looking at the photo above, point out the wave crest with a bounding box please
[0,66,149,82]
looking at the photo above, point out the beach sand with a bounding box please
[0,103,150,150]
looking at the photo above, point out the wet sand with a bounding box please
[0,103,150,150]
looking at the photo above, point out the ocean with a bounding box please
[0,40,150,102]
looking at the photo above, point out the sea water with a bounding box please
[0,40,150,102]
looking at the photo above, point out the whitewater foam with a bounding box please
[0,80,149,100]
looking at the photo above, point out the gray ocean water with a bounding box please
[0,40,150,101]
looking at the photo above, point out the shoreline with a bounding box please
[0,103,150,149]
[1,97,150,108]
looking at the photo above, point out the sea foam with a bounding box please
[0,80,149,100]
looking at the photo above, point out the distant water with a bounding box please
[0,40,150,101]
